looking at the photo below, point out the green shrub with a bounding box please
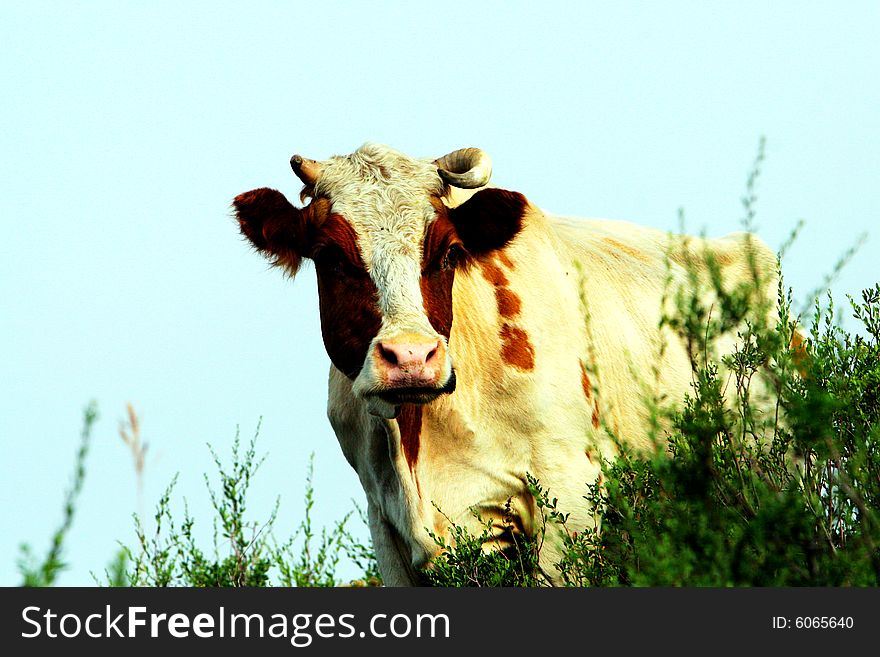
[18,402,98,587]
[123,425,378,587]
[425,284,878,587]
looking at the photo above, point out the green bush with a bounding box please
[18,402,98,587]
[425,286,878,587]
[122,426,379,587]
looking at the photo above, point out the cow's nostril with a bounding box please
[379,343,398,366]
[377,338,443,371]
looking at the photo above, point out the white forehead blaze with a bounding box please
[314,144,446,332]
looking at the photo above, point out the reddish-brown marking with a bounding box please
[591,399,600,429]
[495,287,522,319]
[315,268,382,378]
[602,237,649,263]
[790,330,810,377]
[478,259,510,287]
[420,270,454,338]
[585,450,594,464]
[420,191,527,339]
[397,404,423,471]
[580,361,593,399]
[420,209,462,338]
[310,212,382,379]
[706,248,736,267]
[423,203,463,270]
[420,191,530,358]
[481,256,535,367]
[499,323,535,371]
[497,251,515,270]
[310,212,363,266]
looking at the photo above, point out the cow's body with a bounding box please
[234,144,778,585]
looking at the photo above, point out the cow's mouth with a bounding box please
[376,370,457,406]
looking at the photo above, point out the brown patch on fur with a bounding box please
[499,323,535,371]
[481,256,535,367]
[495,288,522,319]
[311,214,382,379]
[397,404,423,472]
[423,204,463,270]
[497,251,515,270]
[791,330,810,377]
[585,450,594,464]
[421,271,455,338]
[580,361,593,399]
[310,212,362,264]
[479,257,521,317]
[602,237,649,263]
[315,265,382,380]
[421,208,464,338]
[478,259,510,287]
[669,242,737,269]
[591,399,600,429]
[707,248,736,267]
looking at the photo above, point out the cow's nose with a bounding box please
[375,337,444,386]
[377,339,440,368]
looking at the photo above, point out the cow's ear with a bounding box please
[233,187,309,275]
[446,188,528,256]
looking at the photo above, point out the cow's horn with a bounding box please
[290,154,322,186]
[434,148,492,188]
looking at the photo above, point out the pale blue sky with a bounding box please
[1,2,877,585]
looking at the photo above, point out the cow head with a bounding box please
[234,144,526,418]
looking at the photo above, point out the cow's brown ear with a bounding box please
[446,189,527,256]
[233,187,309,275]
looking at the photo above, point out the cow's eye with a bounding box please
[314,246,360,277]
[442,245,464,271]
[313,246,337,268]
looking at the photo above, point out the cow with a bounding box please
[233,143,780,585]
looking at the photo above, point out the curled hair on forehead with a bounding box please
[313,143,447,202]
